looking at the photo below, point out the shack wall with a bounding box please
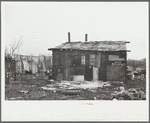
[99,51,126,82]
[52,49,86,81]
[52,49,126,82]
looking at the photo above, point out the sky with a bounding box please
[2,2,149,60]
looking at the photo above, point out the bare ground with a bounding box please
[5,75,146,100]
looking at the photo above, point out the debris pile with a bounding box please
[111,88,146,100]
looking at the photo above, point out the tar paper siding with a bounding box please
[52,49,126,82]
[100,51,126,82]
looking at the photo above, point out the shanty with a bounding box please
[48,33,130,83]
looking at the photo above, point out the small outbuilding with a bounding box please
[49,34,130,82]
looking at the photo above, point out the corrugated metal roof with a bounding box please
[50,41,128,51]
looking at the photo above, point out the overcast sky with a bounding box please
[2,2,148,60]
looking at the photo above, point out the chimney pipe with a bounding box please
[85,34,88,41]
[68,32,70,43]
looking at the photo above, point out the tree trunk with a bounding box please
[9,63,12,82]
[5,67,9,85]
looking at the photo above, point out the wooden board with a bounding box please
[53,54,60,59]
[72,50,85,56]
[52,50,60,56]
[81,55,85,65]
[108,55,125,61]
[95,52,101,68]
[52,65,59,80]
[89,54,95,66]
[61,50,71,56]
[70,66,85,75]
[53,59,60,66]
[85,54,89,66]
[99,68,107,81]
[72,55,81,65]
[60,57,71,66]
[93,67,99,81]
[62,67,70,81]
[107,66,125,82]
[101,52,108,67]
[57,73,63,81]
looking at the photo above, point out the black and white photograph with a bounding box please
[1,1,149,121]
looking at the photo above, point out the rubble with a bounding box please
[24,91,46,100]
[8,97,24,100]
[111,88,146,100]
[19,90,29,94]
[61,89,81,95]
[56,81,105,90]
[111,81,124,86]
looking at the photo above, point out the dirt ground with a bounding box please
[5,75,146,100]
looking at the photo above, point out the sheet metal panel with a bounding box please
[108,55,125,61]
[107,66,125,82]
[99,68,107,81]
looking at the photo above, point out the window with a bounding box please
[90,54,95,66]
[72,56,81,65]
[81,55,85,65]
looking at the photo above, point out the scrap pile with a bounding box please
[111,87,146,100]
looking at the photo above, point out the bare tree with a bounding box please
[5,36,23,83]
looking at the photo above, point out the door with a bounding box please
[63,67,70,81]
[93,67,99,81]
[85,66,93,81]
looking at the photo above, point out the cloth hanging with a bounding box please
[44,56,52,70]
[22,60,30,71]
[42,62,46,72]
[28,62,32,71]
[27,56,33,62]
[45,61,51,70]
[50,56,52,68]
[21,55,28,61]
[39,56,45,62]
[45,56,51,62]
[32,56,39,64]
[38,62,43,70]
[31,62,38,74]
[16,61,22,73]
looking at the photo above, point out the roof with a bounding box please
[49,41,129,51]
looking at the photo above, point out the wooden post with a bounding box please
[125,51,127,84]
